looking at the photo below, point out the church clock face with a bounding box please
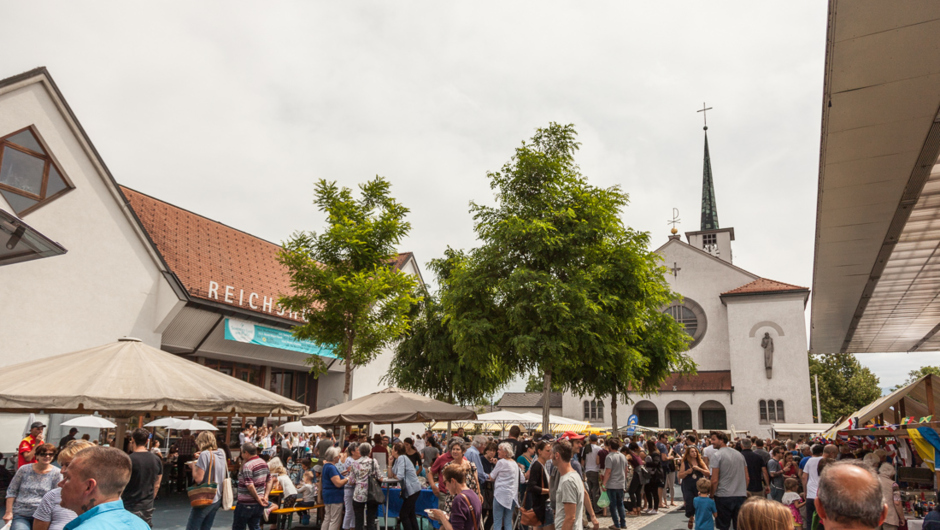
[663,298,707,349]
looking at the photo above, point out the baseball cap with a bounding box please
[30,421,45,429]
[561,431,585,440]
[589,434,598,442]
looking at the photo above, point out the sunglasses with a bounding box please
[36,452,54,457]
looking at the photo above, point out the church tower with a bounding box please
[686,123,735,263]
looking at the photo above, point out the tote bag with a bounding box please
[188,450,219,507]
[221,455,235,511]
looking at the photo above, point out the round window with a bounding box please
[663,298,707,349]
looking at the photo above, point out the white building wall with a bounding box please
[0,81,179,364]
[725,293,813,438]
[0,79,182,452]
[659,241,756,371]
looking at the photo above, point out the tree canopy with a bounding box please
[438,123,694,429]
[278,177,420,401]
[809,353,881,423]
[892,366,940,391]
[384,252,510,406]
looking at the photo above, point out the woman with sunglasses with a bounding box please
[3,443,62,530]
[32,440,93,530]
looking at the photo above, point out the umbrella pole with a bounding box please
[115,418,129,452]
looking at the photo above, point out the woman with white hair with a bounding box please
[488,442,523,530]
[878,462,905,530]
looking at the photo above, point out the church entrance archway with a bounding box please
[665,400,692,432]
[633,400,659,428]
[699,400,727,430]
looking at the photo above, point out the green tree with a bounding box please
[892,366,940,391]
[809,353,881,423]
[383,255,509,406]
[525,373,565,393]
[278,177,420,401]
[439,123,695,430]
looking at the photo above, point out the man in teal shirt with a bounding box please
[59,446,149,530]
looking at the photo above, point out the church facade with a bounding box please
[561,129,813,438]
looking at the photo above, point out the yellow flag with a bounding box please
[909,428,936,471]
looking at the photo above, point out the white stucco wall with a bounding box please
[725,293,813,437]
[0,80,179,362]
[659,240,756,371]
[0,77,183,452]
[560,237,811,438]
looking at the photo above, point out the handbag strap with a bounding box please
[458,493,479,530]
[204,450,215,485]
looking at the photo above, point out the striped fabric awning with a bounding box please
[552,423,591,434]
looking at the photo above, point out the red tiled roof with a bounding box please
[721,278,809,297]
[630,371,732,392]
[122,186,412,323]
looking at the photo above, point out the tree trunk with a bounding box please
[542,369,552,437]
[610,394,618,436]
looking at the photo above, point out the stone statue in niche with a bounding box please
[761,332,774,379]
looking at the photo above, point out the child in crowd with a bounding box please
[296,470,318,526]
[782,478,804,529]
[693,478,717,530]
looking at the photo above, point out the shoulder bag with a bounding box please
[367,459,386,504]
[519,464,545,527]
[187,450,218,507]
[221,451,235,510]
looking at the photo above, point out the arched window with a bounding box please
[595,400,604,420]
[776,400,785,422]
[768,400,777,422]
[583,400,590,421]
[759,400,767,422]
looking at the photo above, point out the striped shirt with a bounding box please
[237,456,270,504]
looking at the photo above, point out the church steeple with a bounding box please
[700,128,719,231]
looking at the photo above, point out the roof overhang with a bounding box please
[810,3,940,353]
[0,208,66,266]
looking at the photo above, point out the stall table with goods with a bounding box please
[822,374,940,530]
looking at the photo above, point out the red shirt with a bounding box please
[17,435,38,469]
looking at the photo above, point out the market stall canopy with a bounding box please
[300,387,477,425]
[60,415,116,429]
[770,423,833,435]
[810,4,940,353]
[0,337,308,417]
[275,421,325,434]
[518,412,591,433]
[474,411,535,427]
[824,374,940,438]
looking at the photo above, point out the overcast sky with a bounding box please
[3,2,930,393]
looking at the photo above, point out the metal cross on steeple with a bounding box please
[697,102,713,130]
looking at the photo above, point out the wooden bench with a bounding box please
[271,504,324,529]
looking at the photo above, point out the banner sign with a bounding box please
[626,414,638,436]
[224,318,337,359]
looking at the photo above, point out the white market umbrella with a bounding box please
[61,415,116,428]
[275,421,326,434]
[144,417,184,428]
[22,413,35,438]
[173,418,218,431]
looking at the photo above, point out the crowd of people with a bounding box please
[3,421,903,530]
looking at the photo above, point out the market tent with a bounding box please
[0,337,308,448]
[770,423,833,437]
[518,412,591,433]
[823,374,940,438]
[300,387,477,425]
[0,338,308,416]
